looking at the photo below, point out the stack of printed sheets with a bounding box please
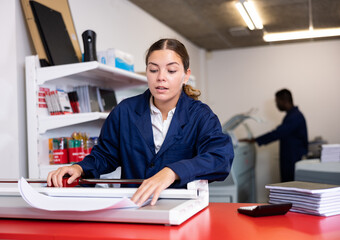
[321,144,340,162]
[265,181,340,217]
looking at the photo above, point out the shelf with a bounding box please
[36,61,147,89]
[26,55,145,178]
[38,112,109,134]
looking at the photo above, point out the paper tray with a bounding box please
[0,195,208,225]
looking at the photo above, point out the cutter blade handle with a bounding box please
[49,177,80,187]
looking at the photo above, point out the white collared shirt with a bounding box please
[150,97,176,153]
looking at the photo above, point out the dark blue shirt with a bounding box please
[77,89,234,188]
[256,107,308,181]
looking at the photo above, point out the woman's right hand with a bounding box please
[47,164,84,187]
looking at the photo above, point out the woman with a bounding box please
[47,38,234,206]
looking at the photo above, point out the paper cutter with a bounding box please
[0,180,209,225]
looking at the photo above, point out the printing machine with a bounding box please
[295,159,340,185]
[209,109,261,203]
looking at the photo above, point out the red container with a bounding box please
[52,138,68,164]
[53,149,68,164]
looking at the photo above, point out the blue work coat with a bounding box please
[78,89,234,187]
[256,107,308,182]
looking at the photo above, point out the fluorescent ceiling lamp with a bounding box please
[235,1,263,30]
[235,2,255,30]
[263,28,340,42]
[243,1,263,29]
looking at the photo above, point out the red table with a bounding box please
[0,203,339,240]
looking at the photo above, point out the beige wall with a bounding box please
[206,39,340,202]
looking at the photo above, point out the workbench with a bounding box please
[0,203,339,240]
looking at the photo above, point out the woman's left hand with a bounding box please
[131,167,179,206]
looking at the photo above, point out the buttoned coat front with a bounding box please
[78,89,234,187]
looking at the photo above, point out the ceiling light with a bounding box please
[235,1,263,30]
[263,28,340,42]
[243,1,263,29]
[235,2,254,30]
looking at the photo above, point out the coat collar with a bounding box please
[286,106,298,115]
[134,89,191,157]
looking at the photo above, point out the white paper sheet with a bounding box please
[18,177,141,211]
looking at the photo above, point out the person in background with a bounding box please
[241,89,308,182]
[47,38,234,206]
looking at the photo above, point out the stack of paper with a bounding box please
[265,181,340,217]
[321,144,340,162]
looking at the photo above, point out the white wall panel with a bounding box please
[0,1,19,178]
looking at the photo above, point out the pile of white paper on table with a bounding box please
[321,144,340,162]
[265,181,340,217]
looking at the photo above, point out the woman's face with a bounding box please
[146,49,190,109]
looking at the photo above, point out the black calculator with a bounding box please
[237,203,292,217]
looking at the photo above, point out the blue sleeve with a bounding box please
[76,108,121,178]
[256,114,302,146]
[166,110,234,186]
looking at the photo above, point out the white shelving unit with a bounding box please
[25,55,147,178]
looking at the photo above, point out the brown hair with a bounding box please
[145,38,201,100]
